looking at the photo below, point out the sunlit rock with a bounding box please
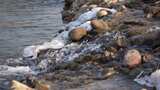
[124,49,142,68]
[69,27,87,41]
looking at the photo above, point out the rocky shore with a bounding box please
[2,0,160,90]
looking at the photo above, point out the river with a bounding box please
[0,0,64,59]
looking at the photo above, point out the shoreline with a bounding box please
[1,0,160,90]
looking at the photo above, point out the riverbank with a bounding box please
[2,0,160,90]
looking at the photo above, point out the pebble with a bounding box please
[124,49,142,68]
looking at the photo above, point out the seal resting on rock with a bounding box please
[69,27,87,41]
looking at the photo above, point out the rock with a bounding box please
[97,9,108,18]
[11,80,33,90]
[124,49,142,68]
[104,47,118,60]
[104,0,118,4]
[89,4,98,8]
[66,7,106,30]
[151,70,160,90]
[142,0,159,4]
[35,80,50,90]
[127,26,148,37]
[62,10,75,22]
[91,19,111,33]
[142,53,153,63]
[129,31,160,47]
[115,35,128,48]
[144,6,160,18]
[69,27,87,41]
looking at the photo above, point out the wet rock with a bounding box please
[91,19,111,33]
[144,6,160,18]
[89,0,103,4]
[69,27,87,41]
[89,4,98,8]
[115,35,128,48]
[127,26,148,37]
[106,11,125,28]
[130,31,160,47]
[104,67,118,77]
[64,0,75,10]
[124,49,142,68]
[104,0,118,5]
[97,9,108,18]
[142,0,159,4]
[11,80,33,90]
[142,53,153,63]
[62,10,75,23]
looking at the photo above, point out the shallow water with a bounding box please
[0,0,64,59]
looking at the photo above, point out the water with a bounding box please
[0,0,64,59]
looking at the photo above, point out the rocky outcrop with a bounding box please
[8,0,160,90]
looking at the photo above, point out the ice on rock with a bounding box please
[151,70,160,90]
[134,70,160,90]
[66,7,102,30]
[23,46,38,59]
[55,43,102,63]
[23,7,117,59]
[66,21,81,31]
[23,31,69,59]
[66,7,117,31]
[77,21,92,31]
[0,65,36,76]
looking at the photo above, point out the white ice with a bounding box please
[134,70,160,90]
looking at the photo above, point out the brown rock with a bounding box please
[129,31,160,46]
[11,80,33,90]
[35,80,50,90]
[142,53,153,63]
[97,9,108,18]
[115,35,128,48]
[113,12,124,17]
[91,19,111,33]
[104,0,118,4]
[124,49,142,68]
[144,6,160,18]
[127,26,148,37]
[69,27,87,41]
[62,10,75,22]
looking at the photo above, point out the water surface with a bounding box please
[0,0,64,59]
